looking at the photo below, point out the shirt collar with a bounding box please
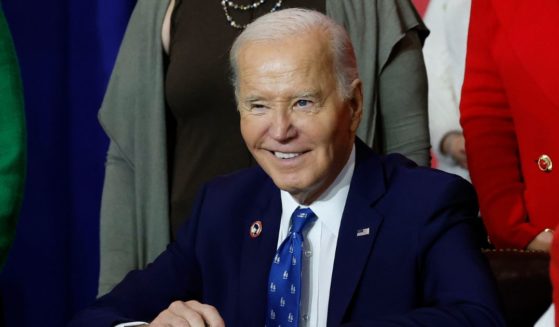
[280,144,356,237]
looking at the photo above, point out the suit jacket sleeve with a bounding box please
[69,185,208,327]
[459,0,540,248]
[341,177,505,327]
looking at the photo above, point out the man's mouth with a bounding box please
[274,151,302,159]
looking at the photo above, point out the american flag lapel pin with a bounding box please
[356,227,370,237]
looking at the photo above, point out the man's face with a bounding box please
[237,30,362,204]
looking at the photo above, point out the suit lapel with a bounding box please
[238,178,282,325]
[327,141,386,326]
[492,0,559,108]
[236,141,387,325]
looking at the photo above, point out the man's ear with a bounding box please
[348,79,363,133]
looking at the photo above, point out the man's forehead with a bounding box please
[237,59,333,100]
[239,29,330,61]
[238,36,333,77]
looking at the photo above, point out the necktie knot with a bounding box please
[290,207,315,235]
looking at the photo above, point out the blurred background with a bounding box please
[1,0,135,325]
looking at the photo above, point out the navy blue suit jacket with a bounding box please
[71,141,504,326]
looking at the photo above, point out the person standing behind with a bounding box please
[460,0,559,250]
[423,0,470,180]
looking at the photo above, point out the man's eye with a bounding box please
[248,104,268,114]
[294,99,313,109]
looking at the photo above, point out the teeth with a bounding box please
[274,152,301,159]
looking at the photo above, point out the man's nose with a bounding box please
[269,109,296,141]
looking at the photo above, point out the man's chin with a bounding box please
[274,181,304,196]
[274,183,301,195]
[273,181,320,205]
[265,170,302,189]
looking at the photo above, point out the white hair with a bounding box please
[229,8,359,99]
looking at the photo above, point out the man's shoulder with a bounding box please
[382,153,471,188]
[354,140,473,200]
[376,153,477,209]
[366,153,479,246]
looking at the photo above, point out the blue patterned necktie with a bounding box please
[266,207,316,327]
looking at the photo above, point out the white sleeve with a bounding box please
[114,322,149,327]
[423,0,470,162]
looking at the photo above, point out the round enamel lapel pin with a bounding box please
[250,220,263,238]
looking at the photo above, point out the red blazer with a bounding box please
[460,0,559,248]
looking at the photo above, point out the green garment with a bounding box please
[0,4,26,269]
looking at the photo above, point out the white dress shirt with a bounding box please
[535,304,555,327]
[278,145,355,327]
[116,146,355,327]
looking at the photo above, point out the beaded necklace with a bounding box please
[221,0,283,29]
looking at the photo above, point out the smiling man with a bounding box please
[71,9,504,327]
[235,19,361,206]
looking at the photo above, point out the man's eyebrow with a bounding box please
[293,91,321,99]
[241,91,321,103]
[243,95,264,103]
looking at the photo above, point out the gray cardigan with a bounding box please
[98,0,429,295]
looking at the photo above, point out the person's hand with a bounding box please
[149,300,225,327]
[441,132,468,168]
[527,229,554,252]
